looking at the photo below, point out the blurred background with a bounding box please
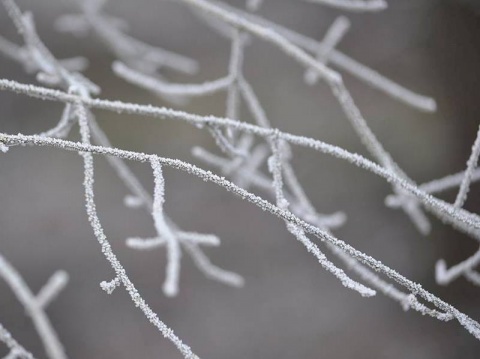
[0,0,479,358]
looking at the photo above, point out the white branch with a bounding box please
[35,271,69,309]
[304,16,350,85]
[196,0,436,112]
[113,61,231,97]
[454,124,480,208]
[305,0,387,12]
[0,254,67,359]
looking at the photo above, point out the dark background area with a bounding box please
[0,0,479,358]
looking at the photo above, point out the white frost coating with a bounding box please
[305,0,387,12]
[99,277,121,295]
[0,253,67,359]
[0,141,9,152]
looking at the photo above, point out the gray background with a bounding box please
[0,0,479,358]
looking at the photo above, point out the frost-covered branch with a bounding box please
[1,0,479,355]
[1,79,477,237]
[268,130,375,297]
[125,157,243,297]
[1,132,479,339]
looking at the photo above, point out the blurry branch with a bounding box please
[187,0,437,112]
[55,0,197,105]
[55,0,197,75]
[305,0,387,12]
[436,248,480,286]
[0,253,67,359]
[0,33,88,75]
[113,62,231,97]
[246,0,262,12]
[304,16,350,85]
[244,0,387,12]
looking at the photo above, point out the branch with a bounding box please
[0,253,67,359]
[0,79,476,237]
[1,132,479,339]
